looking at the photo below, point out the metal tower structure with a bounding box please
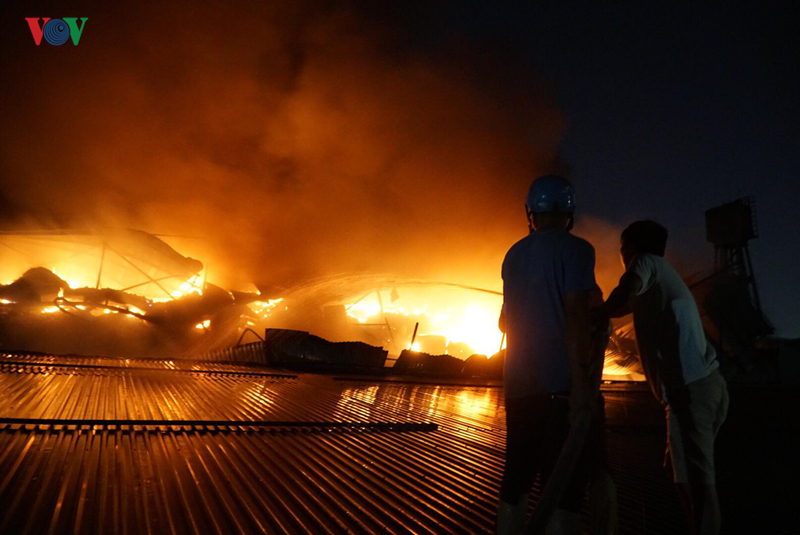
[705,196,763,312]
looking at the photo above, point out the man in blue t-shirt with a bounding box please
[596,220,728,535]
[497,175,601,535]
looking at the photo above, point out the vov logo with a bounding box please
[25,18,88,46]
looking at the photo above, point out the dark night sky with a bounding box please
[1,2,798,336]
[375,1,800,336]
[541,3,800,338]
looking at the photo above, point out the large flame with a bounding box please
[344,288,505,357]
[1,247,642,380]
[239,275,644,380]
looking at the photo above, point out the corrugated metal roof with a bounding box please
[1,352,292,375]
[0,352,688,534]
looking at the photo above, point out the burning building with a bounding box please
[0,226,647,382]
[2,196,789,387]
[1,3,796,533]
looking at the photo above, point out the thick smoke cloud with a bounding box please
[1,2,580,296]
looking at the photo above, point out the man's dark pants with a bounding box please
[500,394,605,510]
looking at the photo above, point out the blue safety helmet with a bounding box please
[525,175,576,213]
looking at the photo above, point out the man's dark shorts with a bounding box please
[500,394,605,510]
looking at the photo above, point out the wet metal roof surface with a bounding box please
[0,352,697,534]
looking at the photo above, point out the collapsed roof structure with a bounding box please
[0,228,204,299]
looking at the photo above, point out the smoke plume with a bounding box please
[1,2,575,295]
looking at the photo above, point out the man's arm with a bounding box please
[565,289,592,419]
[598,272,643,318]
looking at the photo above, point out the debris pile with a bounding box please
[393,349,504,379]
[199,328,388,370]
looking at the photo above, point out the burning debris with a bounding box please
[3,201,787,385]
[202,328,388,370]
[0,229,266,357]
[394,349,504,378]
[0,227,647,379]
[0,268,263,358]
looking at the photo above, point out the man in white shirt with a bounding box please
[596,220,729,535]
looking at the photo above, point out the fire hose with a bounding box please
[523,322,617,535]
